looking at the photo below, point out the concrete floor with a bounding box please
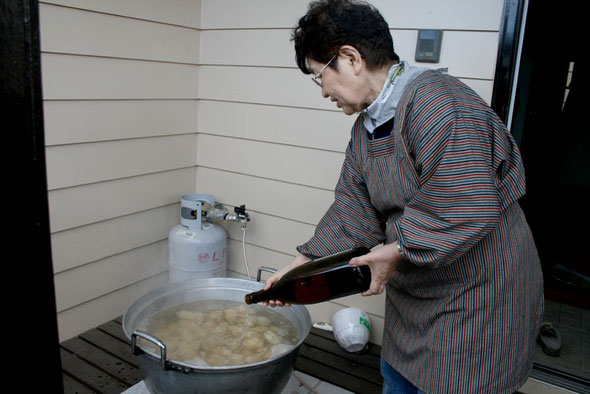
[535,298,589,380]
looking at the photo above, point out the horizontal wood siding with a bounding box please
[44,100,198,145]
[200,29,498,101]
[200,0,501,31]
[41,0,200,341]
[198,0,504,345]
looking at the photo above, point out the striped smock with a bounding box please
[297,70,544,393]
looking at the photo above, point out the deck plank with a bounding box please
[100,319,129,343]
[295,355,383,394]
[62,373,96,394]
[80,325,138,368]
[298,342,383,385]
[61,348,132,394]
[61,336,143,386]
[305,329,381,370]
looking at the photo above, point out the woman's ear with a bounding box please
[338,45,364,75]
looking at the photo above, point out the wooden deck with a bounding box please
[60,316,383,394]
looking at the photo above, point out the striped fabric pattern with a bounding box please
[297,70,544,393]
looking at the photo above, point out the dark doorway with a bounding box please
[507,0,590,388]
[1,0,63,391]
[511,0,589,309]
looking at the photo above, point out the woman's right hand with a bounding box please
[262,253,311,307]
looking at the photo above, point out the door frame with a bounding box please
[491,0,528,131]
[0,0,63,390]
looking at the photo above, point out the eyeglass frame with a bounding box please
[311,54,338,87]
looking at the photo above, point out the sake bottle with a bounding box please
[244,247,371,305]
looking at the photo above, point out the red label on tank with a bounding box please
[198,253,209,264]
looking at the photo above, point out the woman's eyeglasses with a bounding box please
[311,54,337,87]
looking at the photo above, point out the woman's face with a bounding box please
[308,56,371,115]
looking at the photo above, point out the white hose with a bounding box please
[242,225,252,280]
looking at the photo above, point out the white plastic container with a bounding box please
[168,194,227,283]
[331,308,371,352]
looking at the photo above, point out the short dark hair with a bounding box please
[292,0,399,74]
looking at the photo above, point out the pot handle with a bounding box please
[131,330,168,371]
[256,266,276,282]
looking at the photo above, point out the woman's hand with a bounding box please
[349,243,402,296]
[262,253,311,307]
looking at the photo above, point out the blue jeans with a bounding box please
[380,359,424,394]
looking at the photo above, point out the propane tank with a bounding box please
[168,194,227,283]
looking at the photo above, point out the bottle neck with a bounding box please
[244,288,273,304]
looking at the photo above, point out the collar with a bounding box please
[362,60,428,134]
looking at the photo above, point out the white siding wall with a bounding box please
[198,0,504,345]
[40,0,201,341]
[42,0,505,344]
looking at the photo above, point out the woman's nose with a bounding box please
[321,86,329,98]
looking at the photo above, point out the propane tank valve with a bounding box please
[225,204,250,223]
[201,203,250,224]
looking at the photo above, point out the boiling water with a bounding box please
[138,300,298,366]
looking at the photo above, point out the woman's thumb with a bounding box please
[349,255,368,266]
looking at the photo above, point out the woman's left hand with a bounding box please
[349,243,402,296]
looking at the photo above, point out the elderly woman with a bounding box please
[263,0,544,393]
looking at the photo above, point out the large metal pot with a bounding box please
[122,276,312,394]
